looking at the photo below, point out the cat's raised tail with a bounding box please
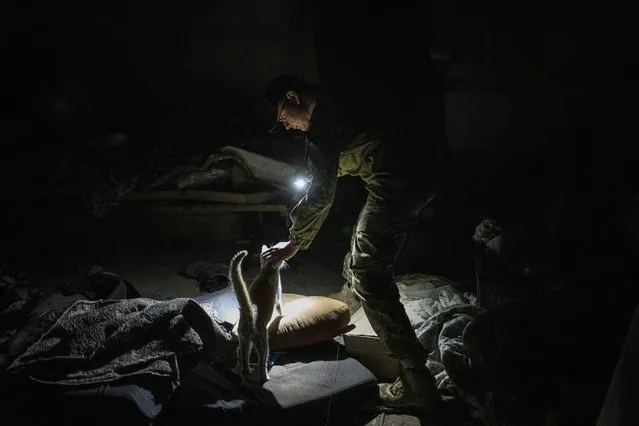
[229,250,252,313]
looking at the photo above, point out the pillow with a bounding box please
[268,294,353,351]
[195,288,352,351]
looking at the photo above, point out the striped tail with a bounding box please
[229,250,252,313]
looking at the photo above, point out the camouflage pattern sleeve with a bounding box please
[288,138,340,250]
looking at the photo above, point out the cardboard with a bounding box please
[343,307,401,381]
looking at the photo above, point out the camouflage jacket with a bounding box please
[288,95,385,250]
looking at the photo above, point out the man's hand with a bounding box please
[262,241,299,265]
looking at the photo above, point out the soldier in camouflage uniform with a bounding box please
[261,75,444,412]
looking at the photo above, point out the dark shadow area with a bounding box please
[1,0,635,425]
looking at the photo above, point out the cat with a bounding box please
[229,245,284,384]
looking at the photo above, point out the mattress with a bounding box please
[13,342,377,426]
[182,288,378,424]
[159,342,378,425]
[8,290,377,426]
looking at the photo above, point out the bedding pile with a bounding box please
[1,267,234,391]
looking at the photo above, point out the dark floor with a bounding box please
[2,198,477,426]
[8,185,631,425]
[6,210,344,299]
[10,191,636,426]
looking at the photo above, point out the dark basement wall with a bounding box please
[2,0,319,264]
[3,1,631,279]
[6,0,318,152]
[398,2,630,279]
[4,1,629,168]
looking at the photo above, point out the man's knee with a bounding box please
[348,230,397,300]
[351,229,395,268]
[351,268,400,305]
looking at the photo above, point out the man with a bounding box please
[260,75,445,412]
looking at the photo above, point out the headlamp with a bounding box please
[293,177,309,191]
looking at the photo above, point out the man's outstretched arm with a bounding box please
[288,140,339,250]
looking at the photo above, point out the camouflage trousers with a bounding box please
[342,173,439,370]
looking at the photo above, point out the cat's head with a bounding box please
[260,244,288,270]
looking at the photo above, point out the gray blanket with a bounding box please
[417,304,485,399]
[6,297,234,389]
[416,303,503,423]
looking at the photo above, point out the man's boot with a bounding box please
[378,366,441,412]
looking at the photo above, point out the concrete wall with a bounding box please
[7,0,318,147]
[442,14,600,166]
[397,2,616,278]
[123,0,318,104]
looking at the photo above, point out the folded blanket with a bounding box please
[417,304,485,396]
[6,297,233,390]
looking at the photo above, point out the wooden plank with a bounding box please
[381,414,422,425]
[134,204,289,215]
[34,187,282,204]
[33,187,82,197]
[129,190,280,204]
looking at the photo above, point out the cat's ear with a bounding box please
[261,244,268,254]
